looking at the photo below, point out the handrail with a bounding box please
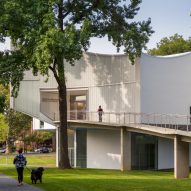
[40,110,191,132]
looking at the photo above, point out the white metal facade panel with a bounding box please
[88,82,137,113]
[33,118,56,130]
[158,137,174,169]
[13,52,139,120]
[87,129,121,169]
[141,52,191,115]
[65,53,136,88]
[14,80,40,118]
[23,70,40,81]
[158,137,191,169]
[39,72,58,88]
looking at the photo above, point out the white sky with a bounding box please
[1,0,191,54]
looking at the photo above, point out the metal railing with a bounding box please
[42,111,191,132]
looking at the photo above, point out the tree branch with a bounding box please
[72,1,101,25]
[49,59,61,86]
[58,1,64,31]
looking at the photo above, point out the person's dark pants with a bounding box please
[16,167,24,183]
[99,114,102,122]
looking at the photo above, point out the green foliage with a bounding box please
[0,0,153,95]
[148,34,191,56]
[25,130,54,145]
[34,131,54,143]
[0,84,9,113]
[0,114,8,142]
[6,109,32,142]
[0,0,153,167]
[0,95,6,113]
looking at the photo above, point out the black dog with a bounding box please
[31,167,44,184]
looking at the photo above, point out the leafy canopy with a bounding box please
[0,84,9,113]
[0,114,8,142]
[6,109,32,142]
[0,0,153,168]
[148,34,191,56]
[0,0,153,95]
[24,130,54,147]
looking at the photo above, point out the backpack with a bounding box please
[13,154,27,168]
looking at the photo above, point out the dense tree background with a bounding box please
[0,0,153,168]
[5,109,32,153]
[0,83,51,153]
[0,114,8,144]
[24,130,54,151]
[148,34,191,55]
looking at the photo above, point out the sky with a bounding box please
[1,0,191,54]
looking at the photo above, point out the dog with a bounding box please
[31,167,44,184]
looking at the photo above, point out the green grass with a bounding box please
[1,154,191,191]
[0,153,56,167]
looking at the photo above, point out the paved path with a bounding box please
[0,174,44,191]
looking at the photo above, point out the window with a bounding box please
[40,121,44,129]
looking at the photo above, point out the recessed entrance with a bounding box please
[69,90,87,120]
[131,133,158,170]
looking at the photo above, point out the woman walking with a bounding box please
[13,148,27,186]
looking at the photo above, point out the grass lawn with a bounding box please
[1,154,191,191]
[0,153,56,167]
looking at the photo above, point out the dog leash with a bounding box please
[25,166,32,172]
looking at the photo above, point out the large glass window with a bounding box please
[131,133,158,170]
[40,121,44,129]
[76,129,87,168]
[70,95,87,120]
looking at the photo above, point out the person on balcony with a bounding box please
[97,105,104,122]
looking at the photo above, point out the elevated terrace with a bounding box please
[46,111,191,179]
[49,111,191,141]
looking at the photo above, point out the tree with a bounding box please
[0,84,32,152]
[0,114,8,143]
[0,84,9,113]
[5,109,32,153]
[0,84,9,149]
[0,0,153,168]
[148,34,191,56]
[24,131,54,151]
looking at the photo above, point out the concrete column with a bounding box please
[52,133,56,152]
[174,135,189,179]
[74,129,77,168]
[121,127,131,171]
[56,126,60,167]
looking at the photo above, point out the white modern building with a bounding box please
[11,51,191,178]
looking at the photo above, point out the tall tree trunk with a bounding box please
[56,53,71,169]
[5,138,12,154]
[58,83,71,168]
[49,52,71,168]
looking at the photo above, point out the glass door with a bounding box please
[131,133,158,170]
[70,95,87,120]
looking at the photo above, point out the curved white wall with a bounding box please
[13,52,140,122]
[141,52,191,115]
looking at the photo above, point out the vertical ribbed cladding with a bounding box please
[13,52,140,122]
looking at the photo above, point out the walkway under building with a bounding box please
[61,112,191,179]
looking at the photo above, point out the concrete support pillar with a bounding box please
[121,127,131,171]
[174,135,189,179]
[52,133,56,152]
[56,126,60,167]
[74,129,77,168]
